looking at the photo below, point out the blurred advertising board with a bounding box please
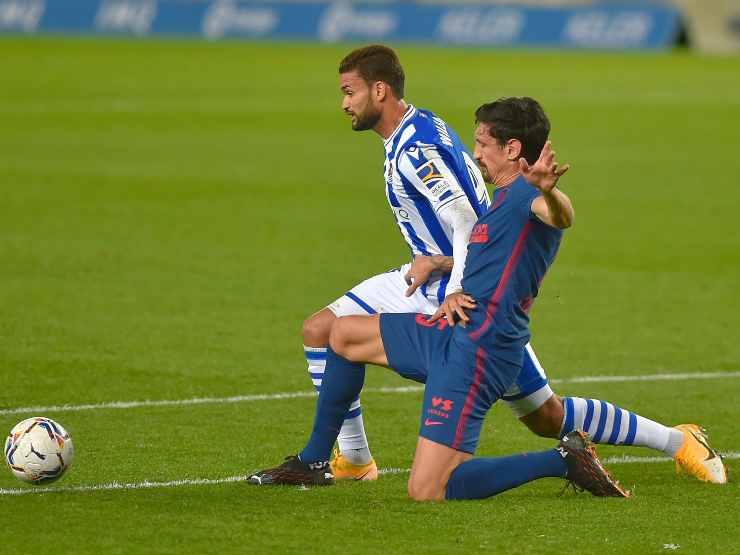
[0,0,682,50]
[672,0,740,53]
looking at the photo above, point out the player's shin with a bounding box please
[299,348,366,464]
[305,344,373,466]
[560,397,684,456]
[445,450,567,500]
[305,345,327,394]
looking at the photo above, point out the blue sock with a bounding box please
[445,449,567,500]
[299,348,365,464]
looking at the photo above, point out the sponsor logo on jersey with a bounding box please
[416,160,445,188]
[432,397,454,411]
[470,223,489,243]
[426,396,454,420]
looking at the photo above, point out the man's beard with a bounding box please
[351,106,381,131]
[478,163,492,184]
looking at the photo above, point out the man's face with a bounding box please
[340,70,382,131]
[473,123,509,185]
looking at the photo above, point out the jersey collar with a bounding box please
[383,104,416,149]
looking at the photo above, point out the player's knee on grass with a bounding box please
[302,310,334,347]
[407,475,446,502]
[519,394,564,438]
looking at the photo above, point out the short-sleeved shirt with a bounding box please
[460,175,563,362]
[379,174,563,453]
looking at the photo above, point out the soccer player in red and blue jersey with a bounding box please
[250,98,630,498]
[302,46,726,486]
[250,97,726,497]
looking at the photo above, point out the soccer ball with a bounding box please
[4,417,74,485]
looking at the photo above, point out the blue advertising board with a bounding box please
[0,0,682,50]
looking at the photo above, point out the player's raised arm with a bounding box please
[522,141,574,229]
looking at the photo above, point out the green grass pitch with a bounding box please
[1,37,739,553]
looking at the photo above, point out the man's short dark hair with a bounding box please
[339,45,405,99]
[475,97,550,165]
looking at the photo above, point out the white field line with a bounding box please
[1,452,738,496]
[0,371,738,417]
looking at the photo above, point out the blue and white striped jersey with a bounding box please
[383,104,490,303]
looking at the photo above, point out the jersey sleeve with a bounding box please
[396,144,467,213]
[524,186,544,222]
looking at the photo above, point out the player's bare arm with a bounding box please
[522,140,574,229]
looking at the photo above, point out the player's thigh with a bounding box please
[330,315,388,367]
[379,313,453,384]
[407,436,471,501]
[419,347,520,454]
[328,264,437,318]
[502,342,555,418]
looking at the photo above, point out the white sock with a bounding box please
[561,397,685,457]
[337,399,372,465]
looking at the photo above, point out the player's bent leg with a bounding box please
[407,437,471,501]
[303,308,376,476]
[249,347,365,487]
[519,394,564,438]
[330,315,389,367]
[443,432,629,500]
[557,396,684,453]
[505,344,725,483]
[532,393,726,483]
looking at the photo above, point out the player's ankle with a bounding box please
[340,447,372,466]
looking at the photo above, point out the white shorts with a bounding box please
[327,264,553,418]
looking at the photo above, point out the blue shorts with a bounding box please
[380,313,528,454]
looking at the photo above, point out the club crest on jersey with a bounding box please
[386,161,394,183]
[470,224,488,243]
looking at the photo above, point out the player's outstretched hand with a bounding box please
[428,292,476,327]
[405,256,437,296]
[519,140,570,193]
